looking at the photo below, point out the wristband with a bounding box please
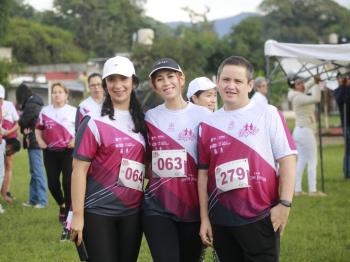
[279,199,292,208]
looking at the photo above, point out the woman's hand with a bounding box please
[68,139,75,149]
[70,213,84,245]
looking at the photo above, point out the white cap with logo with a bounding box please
[102,56,136,80]
[0,84,5,99]
[186,77,216,99]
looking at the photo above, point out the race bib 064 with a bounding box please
[152,149,187,178]
[118,158,145,191]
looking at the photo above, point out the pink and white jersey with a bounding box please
[75,96,102,130]
[144,103,211,222]
[198,101,297,226]
[2,100,19,139]
[36,104,76,149]
[74,110,146,216]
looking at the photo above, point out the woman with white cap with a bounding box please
[187,77,217,112]
[287,75,326,196]
[143,58,211,262]
[70,56,147,262]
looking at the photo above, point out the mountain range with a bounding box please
[166,12,258,37]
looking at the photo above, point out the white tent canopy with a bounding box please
[264,40,350,90]
[264,39,350,191]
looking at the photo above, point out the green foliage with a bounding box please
[0,60,22,88]
[2,17,86,64]
[0,0,11,39]
[52,0,147,57]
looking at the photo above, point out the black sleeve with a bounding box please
[18,102,42,129]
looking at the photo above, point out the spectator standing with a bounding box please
[16,83,48,208]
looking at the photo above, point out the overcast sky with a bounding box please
[25,0,350,22]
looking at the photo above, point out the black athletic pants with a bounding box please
[213,216,280,262]
[43,148,73,216]
[143,215,202,262]
[83,212,142,262]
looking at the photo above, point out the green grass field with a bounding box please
[0,145,349,261]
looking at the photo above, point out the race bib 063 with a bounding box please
[152,149,187,178]
[215,158,250,193]
[118,158,145,191]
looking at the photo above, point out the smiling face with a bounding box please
[192,88,217,111]
[51,84,68,107]
[217,65,253,111]
[151,69,185,102]
[105,74,133,109]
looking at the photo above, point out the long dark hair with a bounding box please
[16,83,33,109]
[101,76,147,141]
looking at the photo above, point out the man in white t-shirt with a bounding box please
[251,76,268,105]
[197,56,297,262]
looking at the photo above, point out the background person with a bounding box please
[75,72,104,131]
[198,56,297,262]
[333,73,350,178]
[35,82,76,225]
[287,75,326,196]
[143,58,210,262]
[16,83,48,208]
[0,84,19,204]
[70,56,147,262]
[251,76,269,105]
[186,76,217,111]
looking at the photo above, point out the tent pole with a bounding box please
[318,101,325,192]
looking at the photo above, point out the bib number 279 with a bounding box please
[215,158,250,193]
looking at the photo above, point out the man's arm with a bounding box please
[270,154,296,235]
[198,168,213,246]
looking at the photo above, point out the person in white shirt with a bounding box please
[251,76,268,105]
[287,75,326,196]
[198,56,297,262]
[186,77,217,112]
[75,73,104,131]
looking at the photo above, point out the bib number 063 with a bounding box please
[152,149,187,178]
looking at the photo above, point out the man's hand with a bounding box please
[199,217,213,247]
[270,204,290,235]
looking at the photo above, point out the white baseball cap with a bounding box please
[0,84,5,99]
[102,56,136,80]
[186,77,216,99]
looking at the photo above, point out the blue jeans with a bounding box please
[28,149,48,205]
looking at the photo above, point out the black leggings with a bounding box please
[83,212,142,262]
[43,149,73,215]
[143,215,202,262]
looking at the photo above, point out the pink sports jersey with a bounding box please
[1,100,19,139]
[76,96,102,129]
[144,103,211,222]
[36,104,76,149]
[74,110,146,216]
[198,101,297,226]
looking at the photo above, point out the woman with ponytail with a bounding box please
[70,56,146,262]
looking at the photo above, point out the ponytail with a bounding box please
[129,89,147,142]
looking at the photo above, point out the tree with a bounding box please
[259,0,350,43]
[52,0,147,57]
[2,17,86,64]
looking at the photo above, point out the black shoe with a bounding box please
[6,192,16,200]
[60,226,70,242]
